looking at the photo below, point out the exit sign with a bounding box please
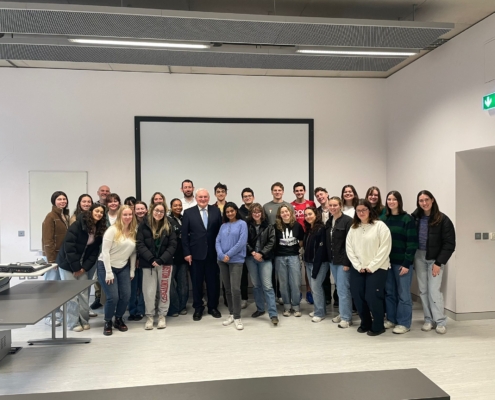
[483,93,495,110]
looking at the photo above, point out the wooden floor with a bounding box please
[1,300,494,399]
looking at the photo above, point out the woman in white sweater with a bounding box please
[346,198,391,336]
[97,205,137,336]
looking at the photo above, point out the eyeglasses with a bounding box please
[356,208,369,213]
[153,210,165,215]
[252,211,262,215]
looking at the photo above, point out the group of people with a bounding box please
[41,179,456,336]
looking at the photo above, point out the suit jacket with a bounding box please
[182,205,222,261]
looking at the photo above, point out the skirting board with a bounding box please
[411,293,495,321]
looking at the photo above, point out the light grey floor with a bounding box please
[1,299,494,399]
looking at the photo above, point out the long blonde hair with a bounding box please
[114,205,137,242]
[148,203,170,239]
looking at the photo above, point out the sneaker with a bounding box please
[306,291,314,304]
[223,315,235,326]
[89,310,98,318]
[103,320,112,336]
[45,317,61,327]
[83,324,90,330]
[90,297,102,310]
[277,297,284,305]
[179,309,188,315]
[241,300,248,309]
[384,320,396,329]
[234,319,244,330]
[312,316,325,323]
[309,311,315,317]
[169,313,179,317]
[134,314,144,321]
[293,311,302,317]
[338,320,352,329]
[283,309,291,317]
[421,322,434,332]
[113,317,128,332]
[271,316,279,326]
[157,315,166,329]
[436,325,447,334]
[144,316,154,330]
[251,310,265,318]
[393,325,410,334]
[332,315,342,323]
[72,325,84,332]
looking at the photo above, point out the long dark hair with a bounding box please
[51,190,70,217]
[73,194,93,218]
[83,204,107,237]
[416,190,443,226]
[303,207,324,234]
[385,190,406,217]
[222,202,242,223]
[366,186,384,215]
[341,185,359,208]
[352,199,378,228]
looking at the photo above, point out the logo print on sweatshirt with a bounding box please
[279,228,298,247]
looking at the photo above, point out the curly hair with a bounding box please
[83,204,107,237]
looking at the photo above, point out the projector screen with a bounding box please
[136,117,313,207]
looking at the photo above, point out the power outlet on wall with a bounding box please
[475,233,482,240]
[482,232,489,240]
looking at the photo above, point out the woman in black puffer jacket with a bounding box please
[412,190,455,335]
[137,202,177,331]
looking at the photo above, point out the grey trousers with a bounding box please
[142,265,173,317]
[218,261,243,319]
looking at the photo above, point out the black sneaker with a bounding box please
[128,314,136,321]
[103,320,112,336]
[90,297,102,310]
[113,317,128,332]
[134,314,144,321]
[251,311,265,318]
[271,316,279,326]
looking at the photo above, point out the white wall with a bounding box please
[386,13,495,313]
[0,69,386,262]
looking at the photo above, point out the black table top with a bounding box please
[0,280,94,326]
[0,369,449,400]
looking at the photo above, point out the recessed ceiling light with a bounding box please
[69,38,210,49]
[296,49,417,57]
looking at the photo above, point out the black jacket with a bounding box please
[325,214,353,267]
[246,220,276,260]
[239,204,250,222]
[168,215,184,264]
[182,205,222,261]
[56,213,103,273]
[411,209,456,265]
[303,226,327,279]
[136,218,177,268]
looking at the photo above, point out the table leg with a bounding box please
[51,310,56,339]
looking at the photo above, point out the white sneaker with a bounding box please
[234,319,244,330]
[338,320,352,329]
[384,320,396,329]
[89,310,98,318]
[157,315,166,329]
[293,310,302,317]
[82,324,90,330]
[312,316,325,323]
[436,325,447,334]
[223,315,235,326]
[277,298,284,305]
[283,309,291,317]
[309,312,314,317]
[332,315,341,323]
[72,325,84,332]
[144,316,154,330]
[421,322,434,332]
[392,325,410,334]
[241,300,248,309]
[45,317,61,327]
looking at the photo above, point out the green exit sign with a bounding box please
[483,93,495,110]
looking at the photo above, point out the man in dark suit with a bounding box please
[182,188,223,321]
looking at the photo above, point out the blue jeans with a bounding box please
[330,263,352,322]
[305,262,330,318]
[128,267,145,316]
[168,262,189,315]
[275,255,301,311]
[245,256,278,318]
[385,263,413,328]
[414,250,446,326]
[97,261,131,321]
